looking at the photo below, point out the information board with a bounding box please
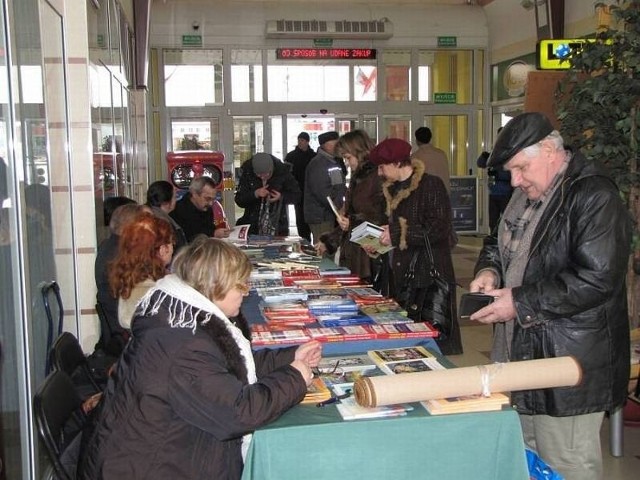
[450,176,478,233]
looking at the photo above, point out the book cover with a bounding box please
[316,354,377,374]
[226,224,251,244]
[316,314,375,328]
[281,268,322,286]
[257,287,309,303]
[367,346,445,375]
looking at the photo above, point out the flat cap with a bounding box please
[252,152,274,175]
[369,138,412,166]
[318,131,339,145]
[487,112,555,167]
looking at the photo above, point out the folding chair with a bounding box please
[33,370,86,480]
[50,332,103,398]
[41,281,63,375]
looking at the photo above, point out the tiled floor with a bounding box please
[453,235,640,479]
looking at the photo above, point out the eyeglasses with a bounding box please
[234,281,251,294]
[312,361,344,378]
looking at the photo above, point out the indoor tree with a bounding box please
[556,0,640,327]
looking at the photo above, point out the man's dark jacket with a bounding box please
[235,156,301,235]
[170,193,215,242]
[474,151,631,416]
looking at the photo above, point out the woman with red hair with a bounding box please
[108,213,175,329]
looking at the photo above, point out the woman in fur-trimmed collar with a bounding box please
[79,237,321,480]
[369,138,463,355]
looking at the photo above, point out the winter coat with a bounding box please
[235,155,301,236]
[78,292,307,480]
[303,149,347,225]
[474,151,631,416]
[284,146,316,192]
[170,193,215,242]
[383,159,462,355]
[320,161,387,281]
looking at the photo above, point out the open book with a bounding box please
[225,224,251,244]
[349,221,394,257]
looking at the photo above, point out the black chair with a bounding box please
[41,281,63,375]
[50,332,103,398]
[33,370,86,480]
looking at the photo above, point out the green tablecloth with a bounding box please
[242,403,529,480]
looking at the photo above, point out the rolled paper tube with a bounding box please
[354,356,582,408]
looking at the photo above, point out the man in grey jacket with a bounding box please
[303,131,346,245]
[469,112,631,480]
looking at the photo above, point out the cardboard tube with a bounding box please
[354,357,582,408]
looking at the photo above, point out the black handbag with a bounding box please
[397,232,452,339]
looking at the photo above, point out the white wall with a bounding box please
[484,0,602,63]
[150,1,489,48]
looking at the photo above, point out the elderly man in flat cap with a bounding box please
[303,131,347,245]
[235,152,301,236]
[469,112,631,480]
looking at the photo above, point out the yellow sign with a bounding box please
[537,38,611,70]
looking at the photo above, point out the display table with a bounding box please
[243,291,440,355]
[242,403,529,480]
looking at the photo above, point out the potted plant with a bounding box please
[556,0,640,327]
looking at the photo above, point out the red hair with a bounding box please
[108,213,175,299]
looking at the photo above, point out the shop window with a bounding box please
[164,49,223,107]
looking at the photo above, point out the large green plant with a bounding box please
[556,0,640,326]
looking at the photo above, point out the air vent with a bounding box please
[266,19,393,39]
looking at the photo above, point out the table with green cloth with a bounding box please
[242,402,529,480]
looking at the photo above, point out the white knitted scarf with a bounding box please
[138,274,257,461]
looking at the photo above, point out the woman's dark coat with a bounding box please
[320,161,387,282]
[383,160,462,355]
[78,293,307,479]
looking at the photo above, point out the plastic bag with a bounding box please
[526,449,564,480]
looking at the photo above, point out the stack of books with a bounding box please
[300,377,332,405]
[366,346,510,415]
[349,222,394,257]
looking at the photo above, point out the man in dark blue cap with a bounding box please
[468,112,631,480]
[303,131,346,245]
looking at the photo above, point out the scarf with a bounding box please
[492,154,570,362]
[138,274,257,460]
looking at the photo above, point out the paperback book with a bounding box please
[349,222,394,257]
[421,393,510,416]
[333,383,413,421]
[367,346,446,375]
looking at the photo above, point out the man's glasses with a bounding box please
[312,360,344,378]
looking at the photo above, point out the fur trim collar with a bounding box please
[381,159,425,216]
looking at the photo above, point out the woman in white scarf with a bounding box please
[79,237,321,480]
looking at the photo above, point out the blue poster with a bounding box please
[450,176,478,233]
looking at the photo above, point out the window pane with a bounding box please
[267,65,349,101]
[354,66,377,101]
[383,116,411,142]
[231,49,263,102]
[171,120,212,151]
[424,50,473,105]
[383,50,410,101]
[164,49,223,106]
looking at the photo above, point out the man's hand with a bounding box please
[470,288,516,324]
[469,270,499,293]
[213,227,231,238]
[378,225,391,246]
[337,214,349,231]
[267,189,281,203]
[255,186,270,199]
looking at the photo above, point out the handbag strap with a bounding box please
[420,231,436,271]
